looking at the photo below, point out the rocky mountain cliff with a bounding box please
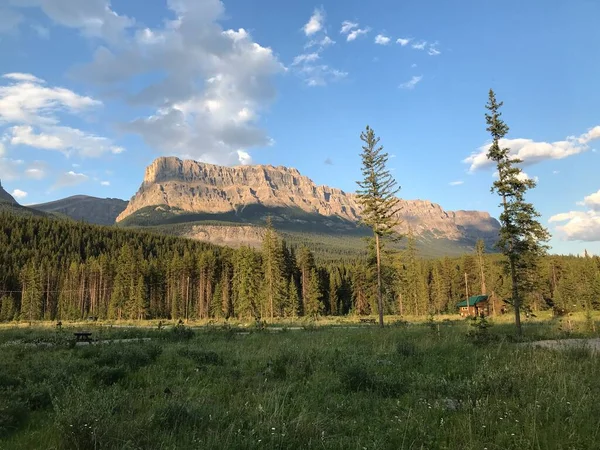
[118,157,500,247]
[31,195,128,225]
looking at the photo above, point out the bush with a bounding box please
[466,314,495,345]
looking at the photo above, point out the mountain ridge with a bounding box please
[31,195,128,225]
[117,156,500,248]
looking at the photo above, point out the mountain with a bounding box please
[0,179,49,217]
[117,157,500,257]
[0,181,17,204]
[31,195,128,225]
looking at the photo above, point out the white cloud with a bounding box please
[449,180,464,186]
[8,0,134,43]
[550,211,600,242]
[292,53,320,66]
[0,74,119,158]
[305,35,336,50]
[11,189,27,199]
[340,20,369,41]
[340,21,358,34]
[464,124,600,172]
[396,38,412,46]
[492,170,538,182]
[0,142,4,157]
[374,34,391,45]
[412,41,427,50]
[428,47,441,56]
[75,0,283,165]
[100,180,110,186]
[399,75,423,89]
[347,28,370,42]
[582,189,600,211]
[303,7,325,36]
[550,188,600,242]
[9,124,123,157]
[54,171,89,189]
[553,170,560,174]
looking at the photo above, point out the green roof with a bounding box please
[457,295,489,308]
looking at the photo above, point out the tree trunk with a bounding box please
[375,233,384,327]
[510,257,522,335]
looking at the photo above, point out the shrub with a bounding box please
[466,314,495,345]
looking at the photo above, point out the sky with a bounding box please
[0,0,599,255]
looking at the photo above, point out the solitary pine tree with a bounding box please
[485,89,550,335]
[356,125,401,327]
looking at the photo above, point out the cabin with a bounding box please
[457,295,490,317]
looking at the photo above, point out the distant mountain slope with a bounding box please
[31,195,128,225]
[0,181,17,204]
[117,157,500,256]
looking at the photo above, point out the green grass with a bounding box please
[2,319,600,449]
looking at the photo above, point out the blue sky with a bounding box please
[0,0,599,255]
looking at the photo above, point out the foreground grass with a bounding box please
[1,319,600,449]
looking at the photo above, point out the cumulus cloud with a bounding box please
[303,7,324,36]
[464,125,600,172]
[449,180,464,186]
[396,38,411,46]
[582,189,600,211]
[550,188,600,242]
[0,73,123,158]
[399,75,423,89]
[412,41,427,50]
[11,189,27,199]
[54,170,89,189]
[73,0,283,165]
[374,34,390,45]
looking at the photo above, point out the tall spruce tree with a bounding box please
[356,125,401,327]
[485,89,550,335]
[261,217,285,320]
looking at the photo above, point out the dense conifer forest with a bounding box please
[1,212,599,322]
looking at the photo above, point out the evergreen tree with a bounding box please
[304,268,322,318]
[297,245,316,316]
[485,89,550,335]
[356,125,401,327]
[0,295,16,321]
[287,277,300,317]
[261,217,286,319]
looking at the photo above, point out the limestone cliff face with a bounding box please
[118,157,360,222]
[118,157,499,242]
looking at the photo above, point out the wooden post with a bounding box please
[464,272,469,315]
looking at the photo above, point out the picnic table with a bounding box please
[359,318,377,324]
[74,332,93,343]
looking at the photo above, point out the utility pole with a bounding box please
[464,272,469,316]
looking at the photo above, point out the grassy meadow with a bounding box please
[1,315,600,449]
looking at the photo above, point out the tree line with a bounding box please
[1,212,599,322]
